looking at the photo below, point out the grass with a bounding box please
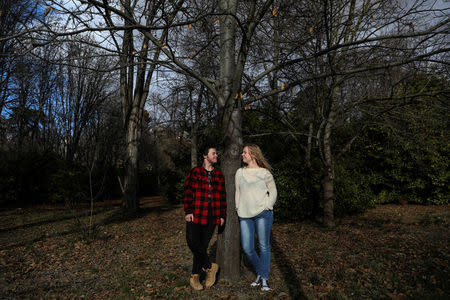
[0,202,449,299]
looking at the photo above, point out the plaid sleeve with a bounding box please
[183,169,195,215]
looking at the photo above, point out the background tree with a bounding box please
[0,0,448,283]
[240,0,449,227]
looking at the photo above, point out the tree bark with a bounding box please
[322,85,338,228]
[115,0,171,212]
[122,103,141,212]
[216,0,242,281]
[217,105,242,281]
[190,129,198,169]
[190,88,202,168]
[306,122,313,169]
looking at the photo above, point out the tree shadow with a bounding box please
[1,203,179,251]
[209,227,307,299]
[0,209,107,233]
[0,197,176,233]
[2,227,87,251]
[100,204,178,227]
[271,235,307,299]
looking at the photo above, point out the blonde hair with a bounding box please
[244,144,272,171]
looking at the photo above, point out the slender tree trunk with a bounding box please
[190,88,202,168]
[322,85,337,228]
[190,128,197,168]
[306,122,313,169]
[322,167,334,227]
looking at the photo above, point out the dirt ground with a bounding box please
[0,201,448,299]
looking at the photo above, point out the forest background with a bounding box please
[0,0,449,286]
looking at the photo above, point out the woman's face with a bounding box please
[242,146,252,164]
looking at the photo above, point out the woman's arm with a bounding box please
[265,170,277,209]
[235,168,241,211]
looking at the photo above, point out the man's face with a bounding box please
[204,148,218,164]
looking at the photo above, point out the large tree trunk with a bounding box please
[122,106,141,212]
[117,0,162,213]
[216,104,242,281]
[118,0,138,212]
[216,0,241,281]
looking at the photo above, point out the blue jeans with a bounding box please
[239,210,273,280]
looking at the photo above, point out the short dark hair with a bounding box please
[201,146,216,156]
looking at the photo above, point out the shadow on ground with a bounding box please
[1,198,179,251]
[272,235,307,299]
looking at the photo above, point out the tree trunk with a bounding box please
[322,86,337,228]
[190,88,202,168]
[322,166,335,227]
[190,128,197,168]
[216,0,241,281]
[122,104,141,212]
[306,122,313,169]
[217,105,242,281]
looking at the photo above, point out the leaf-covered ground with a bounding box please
[0,199,448,299]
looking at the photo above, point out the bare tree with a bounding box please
[0,0,39,115]
[3,0,447,279]
[260,0,449,227]
[31,0,187,211]
[54,41,117,162]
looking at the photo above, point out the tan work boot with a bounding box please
[189,274,203,290]
[204,263,219,288]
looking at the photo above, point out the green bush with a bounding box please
[157,169,185,204]
[0,150,121,207]
[361,126,449,205]
[273,159,321,222]
[334,164,376,216]
[0,151,62,205]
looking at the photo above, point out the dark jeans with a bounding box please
[186,221,216,274]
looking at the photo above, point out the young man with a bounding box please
[183,147,226,290]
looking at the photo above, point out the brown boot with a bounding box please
[204,263,219,288]
[189,274,203,290]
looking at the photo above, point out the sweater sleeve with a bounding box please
[235,168,241,211]
[264,170,277,210]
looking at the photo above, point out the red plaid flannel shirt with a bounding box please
[183,166,227,225]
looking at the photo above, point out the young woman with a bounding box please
[235,144,277,291]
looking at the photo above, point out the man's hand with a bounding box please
[185,214,194,222]
[220,218,225,226]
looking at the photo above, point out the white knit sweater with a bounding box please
[235,167,277,218]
